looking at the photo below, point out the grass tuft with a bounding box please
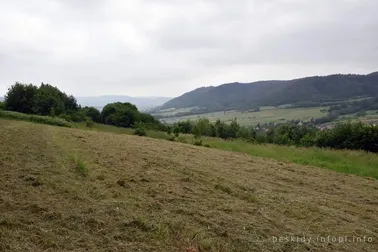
[215,184,232,194]
[71,155,88,177]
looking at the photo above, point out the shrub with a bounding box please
[193,139,203,146]
[173,126,180,138]
[0,110,72,127]
[313,122,378,152]
[177,136,187,143]
[273,133,293,145]
[101,102,140,127]
[134,127,147,136]
[81,106,101,122]
[0,101,5,110]
[69,111,87,122]
[86,119,94,128]
[167,136,176,141]
[166,126,172,135]
[59,114,72,122]
[255,132,268,143]
[299,134,316,147]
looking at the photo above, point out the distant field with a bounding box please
[321,96,373,105]
[336,110,378,124]
[154,107,200,117]
[158,107,328,126]
[1,119,377,251]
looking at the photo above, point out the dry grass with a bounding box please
[0,119,377,251]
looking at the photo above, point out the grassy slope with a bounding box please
[0,110,72,127]
[1,119,377,251]
[74,122,378,179]
[3,110,377,179]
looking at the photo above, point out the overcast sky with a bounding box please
[0,0,377,97]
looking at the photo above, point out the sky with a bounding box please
[0,0,377,98]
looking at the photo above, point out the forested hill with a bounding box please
[160,72,378,111]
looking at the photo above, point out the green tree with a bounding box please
[101,102,140,128]
[229,118,240,138]
[166,126,172,135]
[82,106,101,123]
[195,118,212,137]
[32,83,66,115]
[193,124,202,139]
[4,82,38,113]
[177,120,193,134]
[173,125,180,137]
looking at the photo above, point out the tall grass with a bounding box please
[204,138,378,179]
[0,110,72,128]
[71,155,88,177]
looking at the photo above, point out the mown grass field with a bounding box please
[1,119,377,251]
[1,110,377,179]
[72,121,378,179]
[157,107,328,126]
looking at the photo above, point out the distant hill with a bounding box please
[77,96,171,111]
[0,96,4,101]
[368,71,378,76]
[161,72,378,111]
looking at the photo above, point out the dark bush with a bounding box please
[193,139,203,146]
[4,82,79,117]
[86,119,94,128]
[5,82,38,113]
[134,127,147,136]
[168,136,176,141]
[82,106,101,123]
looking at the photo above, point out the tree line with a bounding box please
[2,82,377,152]
[328,97,378,117]
[2,82,165,131]
[170,118,378,152]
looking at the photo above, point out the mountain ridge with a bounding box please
[160,72,378,111]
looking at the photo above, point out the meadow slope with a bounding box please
[0,120,377,251]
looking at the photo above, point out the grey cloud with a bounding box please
[0,0,377,97]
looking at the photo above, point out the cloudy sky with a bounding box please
[0,0,377,98]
